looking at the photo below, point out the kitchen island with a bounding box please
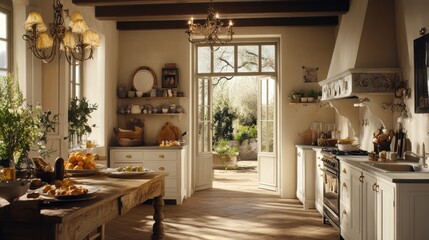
[0,172,167,240]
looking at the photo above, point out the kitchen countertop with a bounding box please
[295,144,327,150]
[338,155,429,183]
[110,145,186,150]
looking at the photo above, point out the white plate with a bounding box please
[65,164,106,176]
[36,185,99,200]
[107,169,153,177]
[133,68,154,93]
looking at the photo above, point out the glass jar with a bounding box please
[0,158,16,181]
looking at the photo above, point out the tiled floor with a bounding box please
[106,161,339,240]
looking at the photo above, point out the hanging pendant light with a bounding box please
[186,0,234,49]
[22,0,100,65]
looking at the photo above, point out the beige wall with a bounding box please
[118,26,336,198]
[395,0,429,155]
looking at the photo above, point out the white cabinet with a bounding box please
[340,161,363,240]
[314,148,324,215]
[110,146,188,205]
[362,171,396,240]
[296,146,315,209]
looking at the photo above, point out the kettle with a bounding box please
[130,104,141,114]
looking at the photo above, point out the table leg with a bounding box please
[152,196,165,240]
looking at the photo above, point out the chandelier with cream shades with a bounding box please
[186,0,234,47]
[22,0,100,65]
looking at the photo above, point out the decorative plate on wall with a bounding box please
[133,66,157,93]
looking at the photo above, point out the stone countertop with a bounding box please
[109,145,186,150]
[338,156,429,183]
[295,145,327,150]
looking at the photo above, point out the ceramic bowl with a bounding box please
[136,91,143,97]
[0,179,30,203]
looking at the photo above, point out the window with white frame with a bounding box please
[0,3,12,76]
[69,61,83,100]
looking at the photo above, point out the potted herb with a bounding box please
[68,97,98,148]
[213,139,239,170]
[0,75,44,180]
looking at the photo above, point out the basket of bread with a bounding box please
[115,126,143,147]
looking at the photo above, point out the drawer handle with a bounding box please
[159,167,165,171]
[342,168,347,174]
[159,154,165,159]
[372,183,379,192]
[126,155,132,158]
[359,175,364,183]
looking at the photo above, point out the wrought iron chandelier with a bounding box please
[22,0,99,65]
[186,0,234,47]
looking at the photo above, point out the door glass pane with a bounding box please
[198,47,211,73]
[237,45,259,72]
[0,41,7,69]
[267,121,274,152]
[0,70,6,77]
[204,122,209,152]
[199,106,205,121]
[214,46,234,73]
[198,123,204,152]
[261,121,268,152]
[0,12,6,39]
[261,45,275,72]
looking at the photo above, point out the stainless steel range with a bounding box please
[320,148,368,230]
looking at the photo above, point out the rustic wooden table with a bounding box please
[0,172,168,240]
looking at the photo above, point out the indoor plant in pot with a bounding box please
[0,74,45,200]
[68,96,98,149]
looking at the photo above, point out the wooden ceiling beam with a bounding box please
[116,16,339,30]
[94,1,349,20]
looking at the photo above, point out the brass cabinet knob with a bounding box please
[126,154,132,158]
[159,154,165,159]
[159,167,165,171]
[342,168,347,174]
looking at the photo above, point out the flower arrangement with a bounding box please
[0,75,42,162]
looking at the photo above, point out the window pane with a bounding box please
[261,121,267,152]
[0,70,6,77]
[261,45,275,72]
[237,45,259,72]
[0,41,7,69]
[198,47,211,73]
[0,12,6,39]
[214,46,234,73]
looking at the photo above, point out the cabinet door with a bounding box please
[363,172,377,240]
[315,150,324,215]
[377,179,395,240]
[296,148,304,200]
[349,166,363,240]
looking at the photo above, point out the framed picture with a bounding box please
[302,66,319,83]
[162,68,179,88]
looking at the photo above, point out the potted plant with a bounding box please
[0,74,44,180]
[212,139,239,170]
[288,90,304,103]
[68,97,98,148]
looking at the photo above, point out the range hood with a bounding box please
[319,0,401,101]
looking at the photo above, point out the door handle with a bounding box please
[372,183,377,192]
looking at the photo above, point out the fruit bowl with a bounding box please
[0,179,30,203]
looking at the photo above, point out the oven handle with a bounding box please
[320,168,338,177]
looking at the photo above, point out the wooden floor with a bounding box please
[105,162,339,240]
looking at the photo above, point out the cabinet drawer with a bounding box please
[340,162,352,181]
[113,162,144,168]
[340,178,351,208]
[143,161,177,177]
[110,150,143,162]
[143,151,178,161]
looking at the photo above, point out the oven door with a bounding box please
[321,167,339,217]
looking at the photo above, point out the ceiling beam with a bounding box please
[93,1,349,21]
[116,16,339,30]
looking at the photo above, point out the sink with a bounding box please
[362,162,429,173]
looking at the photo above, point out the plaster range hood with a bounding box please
[318,0,401,133]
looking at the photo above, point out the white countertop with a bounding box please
[339,156,429,183]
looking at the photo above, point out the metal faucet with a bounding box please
[404,151,428,168]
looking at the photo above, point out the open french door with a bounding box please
[194,77,213,191]
[257,76,278,191]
